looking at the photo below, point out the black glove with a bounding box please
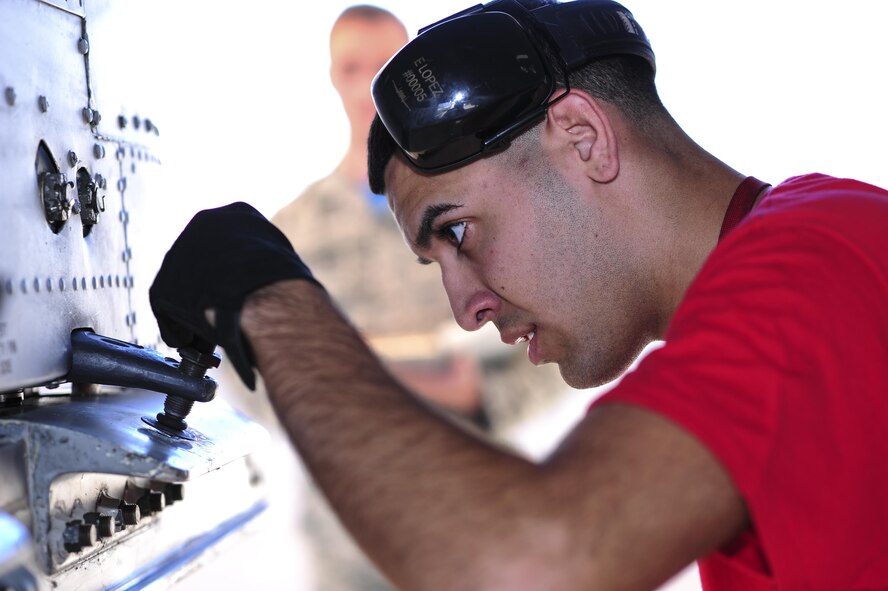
[149,202,320,389]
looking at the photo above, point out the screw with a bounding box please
[38,95,49,112]
[84,512,116,538]
[94,144,105,159]
[63,521,97,553]
[164,483,185,505]
[68,151,77,167]
[4,87,15,106]
[119,502,140,526]
[78,37,89,54]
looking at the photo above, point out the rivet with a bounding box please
[33,278,40,293]
[82,107,93,123]
[94,144,105,159]
[38,95,49,112]
[46,278,52,292]
[117,178,127,191]
[132,115,141,129]
[4,87,15,106]
[78,37,89,55]
[117,115,127,129]
[59,278,65,291]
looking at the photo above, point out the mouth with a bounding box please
[513,330,535,345]
[500,326,536,346]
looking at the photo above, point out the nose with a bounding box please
[441,265,499,332]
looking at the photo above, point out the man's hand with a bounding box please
[149,202,320,389]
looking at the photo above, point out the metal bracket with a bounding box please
[66,329,218,403]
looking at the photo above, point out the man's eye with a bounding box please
[442,221,466,248]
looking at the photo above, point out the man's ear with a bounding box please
[544,90,619,183]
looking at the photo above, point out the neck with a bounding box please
[337,130,370,186]
[626,126,747,337]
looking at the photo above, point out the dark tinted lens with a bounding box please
[372,12,554,171]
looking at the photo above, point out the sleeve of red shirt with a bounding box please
[592,178,888,587]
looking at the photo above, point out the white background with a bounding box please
[130,1,888,226]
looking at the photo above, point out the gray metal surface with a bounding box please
[0,1,272,588]
[0,389,267,578]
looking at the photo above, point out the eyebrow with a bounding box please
[414,203,462,250]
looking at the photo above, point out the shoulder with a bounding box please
[271,173,364,236]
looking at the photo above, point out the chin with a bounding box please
[557,354,634,390]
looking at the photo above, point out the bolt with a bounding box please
[78,37,89,54]
[119,502,140,526]
[97,515,115,537]
[68,151,77,167]
[164,483,185,505]
[4,86,15,106]
[63,521,96,553]
[38,95,49,112]
[83,512,116,538]
[94,143,105,159]
[156,397,193,431]
[149,491,166,513]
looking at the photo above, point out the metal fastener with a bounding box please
[4,87,15,106]
[68,151,78,167]
[78,37,89,54]
[38,95,49,112]
[119,503,140,526]
[94,144,105,159]
[82,107,93,123]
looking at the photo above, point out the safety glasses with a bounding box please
[371,0,653,173]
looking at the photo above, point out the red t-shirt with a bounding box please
[593,174,888,589]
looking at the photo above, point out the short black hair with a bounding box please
[368,114,398,196]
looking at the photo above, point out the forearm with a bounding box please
[240,280,543,589]
[239,280,746,591]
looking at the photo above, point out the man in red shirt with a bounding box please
[150,1,888,588]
